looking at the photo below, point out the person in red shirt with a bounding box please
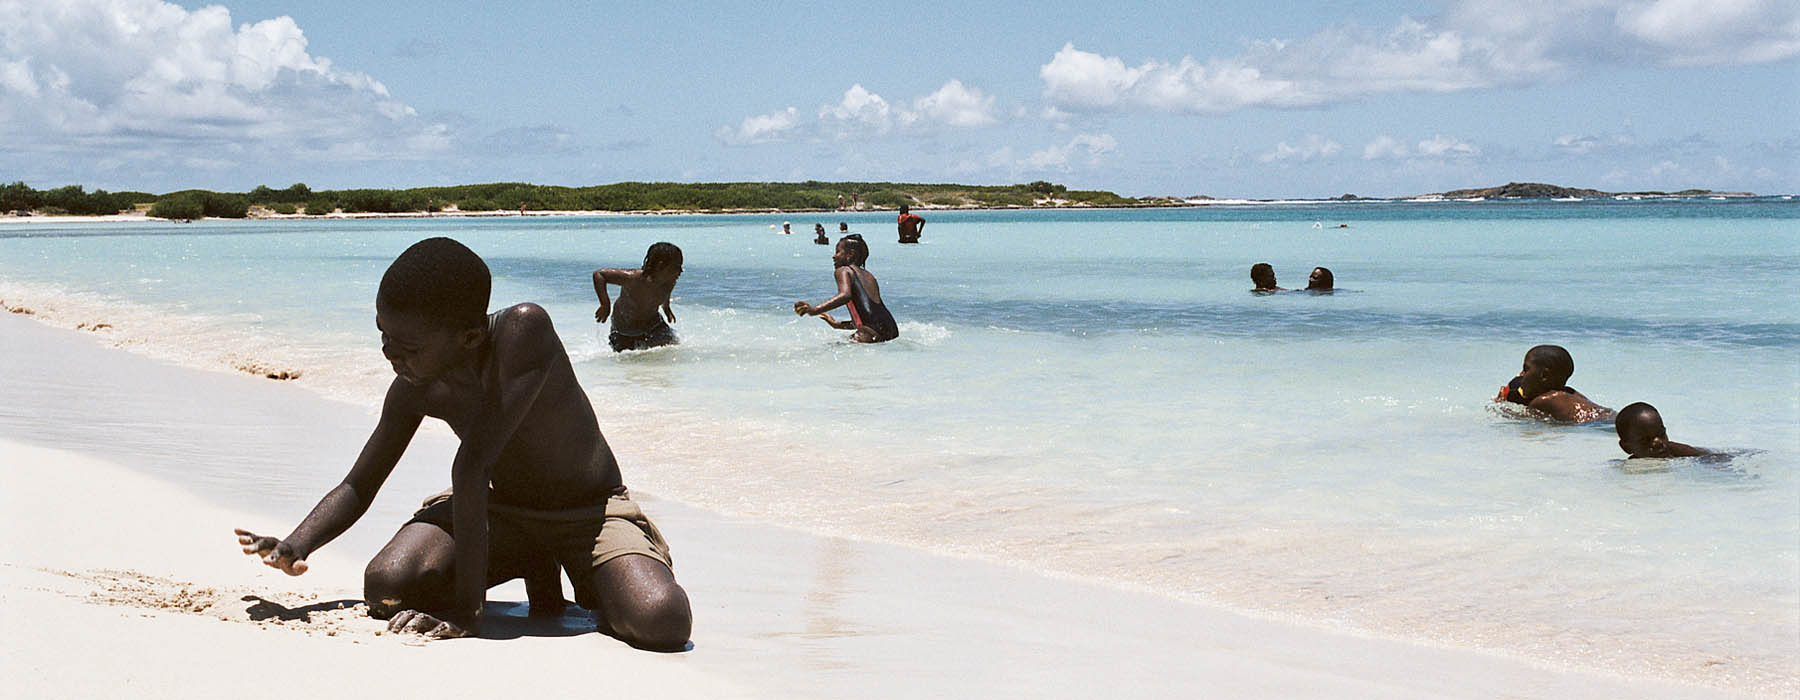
[897,204,924,244]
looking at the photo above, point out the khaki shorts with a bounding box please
[409,489,674,574]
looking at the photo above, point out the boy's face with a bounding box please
[1517,357,1559,397]
[646,261,683,286]
[1617,422,1670,458]
[376,302,481,385]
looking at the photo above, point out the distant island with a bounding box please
[0,179,1766,222]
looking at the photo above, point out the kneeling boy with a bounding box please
[236,237,691,649]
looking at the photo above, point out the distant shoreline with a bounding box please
[1,191,1784,226]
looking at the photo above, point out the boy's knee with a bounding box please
[363,559,444,619]
[612,586,692,651]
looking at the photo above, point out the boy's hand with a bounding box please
[663,306,676,324]
[234,528,310,576]
[793,301,812,316]
[387,609,475,639]
[594,305,609,323]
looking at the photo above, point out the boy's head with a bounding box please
[899,204,910,215]
[1250,262,1278,290]
[1616,402,1673,457]
[376,237,491,384]
[1517,344,1574,398]
[643,241,683,283]
[838,222,848,231]
[836,234,869,267]
[1307,266,1334,290]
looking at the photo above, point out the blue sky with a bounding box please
[2,0,1796,197]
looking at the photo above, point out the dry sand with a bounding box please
[0,314,1755,698]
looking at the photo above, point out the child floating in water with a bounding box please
[593,242,683,352]
[793,234,898,343]
[1250,262,1283,293]
[236,237,691,648]
[1495,344,1614,423]
[1615,402,1710,458]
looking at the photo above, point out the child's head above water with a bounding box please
[837,234,869,266]
[1307,266,1334,290]
[1250,262,1278,290]
[376,237,492,384]
[643,241,683,281]
[1616,402,1673,457]
[1517,344,1574,398]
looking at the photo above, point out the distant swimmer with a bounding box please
[593,242,683,352]
[897,204,924,244]
[814,223,829,245]
[781,221,793,235]
[1494,344,1614,423]
[1305,266,1334,292]
[1250,262,1284,293]
[1616,402,1710,458]
[793,234,898,343]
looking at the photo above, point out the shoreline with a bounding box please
[0,311,1765,699]
[2,192,1785,226]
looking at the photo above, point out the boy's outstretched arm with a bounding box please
[794,267,857,317]
[236,379,424,574]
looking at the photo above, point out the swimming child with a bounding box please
[814,223,829,245]
[1306,266,1334,291]
[1615,402,1710,458]
[793,234,899,343]
[1250,262,1284,293]
[235,237,691,648]
[1494,344,1614,423]
[593,242,682,352]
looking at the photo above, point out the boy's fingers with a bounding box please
[285,559,309,576]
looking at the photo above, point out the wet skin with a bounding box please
[237,301,690,647]
[794,241,892,343]
[1502,355,1615,423]
[593,265,681,334]
[1617,412,1708,458]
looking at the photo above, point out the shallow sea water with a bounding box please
[2,199,1796,692]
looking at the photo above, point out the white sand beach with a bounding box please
[0,312,1757,699]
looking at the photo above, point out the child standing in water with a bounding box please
[593,242,683,352]
[794,234,898,343]
[236,237,690,647]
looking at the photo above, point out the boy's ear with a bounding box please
[458,326,484,350]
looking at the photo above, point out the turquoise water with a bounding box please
[2,200,1797,689]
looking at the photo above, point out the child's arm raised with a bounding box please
[235,379,425,575]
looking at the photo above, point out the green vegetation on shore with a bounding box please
[2,179,1136,220]
[1,179,1761,221]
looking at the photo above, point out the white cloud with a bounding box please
[904,79,998,129]
[1649,159,1683,176]
[1364,135,1410,160]
[1019,133,1117,171]
[1615,0,1800,65]
[818,84,893,136]
[1259,134,1342,163]
[1416,134,1479,157]
[724,80,1000,144]
[715,107,801,145]
[0,0,447,169]
[1039,1,1800,114]
[1363,134,1479,160]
